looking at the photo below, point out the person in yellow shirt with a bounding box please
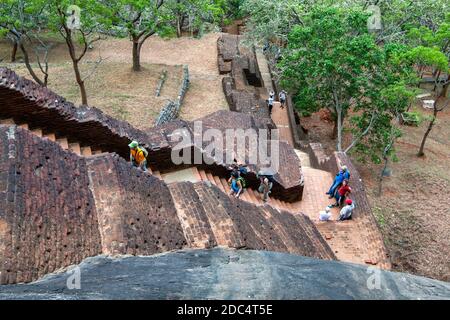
[128,141,148,172]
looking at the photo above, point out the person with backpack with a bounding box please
[228,172,243,198]
[229,160,249,177]
[128,140,149,172]
[279,90,287,108]
[257,170,274,202]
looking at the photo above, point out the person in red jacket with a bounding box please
[333,179,351,207]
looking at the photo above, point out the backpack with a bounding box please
[237,176,247,188]
[239,166,248,175]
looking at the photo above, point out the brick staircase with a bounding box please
[0,118,105,157]
[1,117,390,269]
[156,162,390,269]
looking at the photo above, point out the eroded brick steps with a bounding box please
[1,118,104,157]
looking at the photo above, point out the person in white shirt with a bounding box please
[319,206,332,221]
[337,199,355,221]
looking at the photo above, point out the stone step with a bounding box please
[80,146,92,156]
[220,178,230,194]
[31,128,43,137]
[191,167,203,181]
[198,170,208,182]
[68,142,81,155]
[153,171,162,179]
[18,123,29,130]
[0,118,15,125]
[44,133,56,142]
[56,137,69,150]
[247,188,262,205]
[213,175,225,192]
[91,149,103,155]
[206,172,216,186]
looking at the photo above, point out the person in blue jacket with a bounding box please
[326,165,350,198]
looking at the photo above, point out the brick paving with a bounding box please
[254,51,390,268]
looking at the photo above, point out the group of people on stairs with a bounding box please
[227,161,274,203]
[127,140,275,204]
[320,165,355,222]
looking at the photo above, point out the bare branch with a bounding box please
[82,56,110,82]
[344,111,377,153]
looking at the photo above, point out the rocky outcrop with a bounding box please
[0,248,448,300]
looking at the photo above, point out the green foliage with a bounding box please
[0,0,48,39]
[403,46,449,72]
[401,112,423,126]
[279,7,379,122]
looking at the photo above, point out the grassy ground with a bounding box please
[1,61,183,130]
[0,32,228,126]
[301,97,450,282]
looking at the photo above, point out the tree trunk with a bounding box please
[336,105,343,152]
[417,106,437,157]
[11,42,18,62]
[19,43,45,87]
[132,40,141,71]
[377,157,389,197]
[176,16,182,38]
[72,59,88,105]
[433,70,441,92]
[418,75,449,156]
[332,117,338,139]
[443,75,450,98]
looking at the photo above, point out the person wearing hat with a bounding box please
[326,165,351,198]
[319,206,332,221]
[128,140,148,172]
[337,199,355,221]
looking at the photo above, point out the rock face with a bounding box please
[0,248,448,300]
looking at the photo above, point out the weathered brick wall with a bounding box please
[0,126,101,284]
[217,35,272,123]
[86,154,186,256]
[154,65,190,126]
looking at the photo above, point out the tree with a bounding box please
[111,0,173,72]
[279,7,388,151]
[46,0,112,105]
[401,45,449,157]
[407,14,450,86]
[167,0,224,38]
[241,0,313,46]
[0,0,50,86]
